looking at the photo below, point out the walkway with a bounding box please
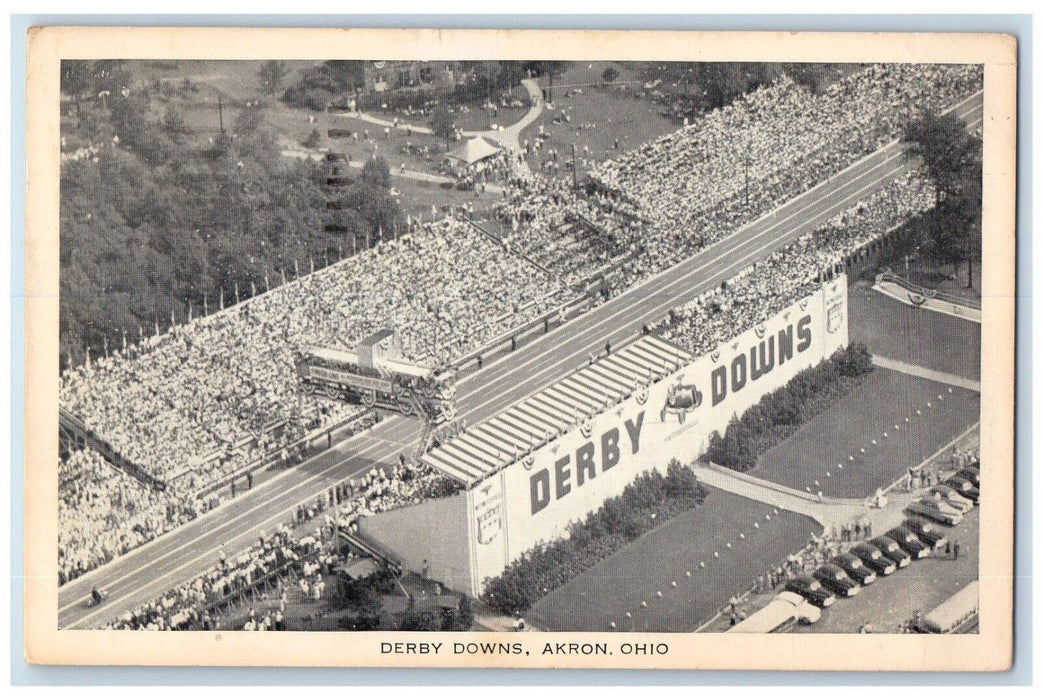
[872,355,981,392]
[333,78,543,177]
[691,463,868,527]
[280,147,503,193]
[463,78,544,151]
[873,280,982,323]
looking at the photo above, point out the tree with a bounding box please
[162,105,186,143]
[360,156,392,191]
[61,60,92,126]
[400,609,441,631]
[258,61,289,96]
[904,109,983,287]
[457,596,475,630]
[429,100,455,148]
[601,66,620,84]
[303,128,321,149]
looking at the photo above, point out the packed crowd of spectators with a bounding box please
[653,170,937,356]
[63,62,979,594]
[105,456,460,630]
[494,174,638,285]
[105,523,337,630]
[59,218,566,492]
[603,65,980,289]
[335,459,462,531]
[59,447,206,585]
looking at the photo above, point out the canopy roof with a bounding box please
[448,136,503,166]
[421,335,693,486]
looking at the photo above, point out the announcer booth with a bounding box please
[358,277,850,597]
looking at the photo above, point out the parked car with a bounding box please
[784,574,837,608]
[944,476,980,504]
[954,466,980,488]
[813,563,862,597]
[850,542,897,576]
[902,517,949,550]
[869,535,912,568]
[906,497,964,526]
[885,526,931,559]
[928,485,974,513]
[831,552,877,586]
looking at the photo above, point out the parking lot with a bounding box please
[791,507,979,633]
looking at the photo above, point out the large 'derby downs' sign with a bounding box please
[464,276,848,595]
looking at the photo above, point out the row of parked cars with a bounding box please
[785,463,980,609]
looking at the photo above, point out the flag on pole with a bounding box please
[281,269,287,285]
[220,288,225,310]
[203,294,209,315]
[122,329,127,351]
[251,279,256,297]
[310,258,315,274]
[188,303,193,322]
[294,259,299,277]
[234,280,240,304]
[103,336,109,357]
[264,271,270,291]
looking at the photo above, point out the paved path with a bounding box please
[334,78,543,177]
[692,463,868,526]
[56,91,982,630]
[463,78,544,149]
[872,355,981,392]
[280,147,505,193]
[873,281,982,323]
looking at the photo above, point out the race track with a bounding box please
[57,92,983,629]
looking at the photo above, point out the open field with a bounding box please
[519,62,680,176]
[752,368,979,499]
[526,487,820,632]
[849,282,981,382]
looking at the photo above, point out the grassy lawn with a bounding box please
[451,83,531,132]
[752,368,980,499]
[526,487,821,632]
[849,282,981,382]
[519,61,680,176]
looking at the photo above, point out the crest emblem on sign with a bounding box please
[636,386,649,405]
[662,383,703,424]
[522,453,535,470]
[827,301,845,334]
[579,417,593,439]
[799,299,809,311]
[731,341,739,351]
[476,504,503,545]
[754,325,767,339]
[783,311,790,321]
[711,350,721,363]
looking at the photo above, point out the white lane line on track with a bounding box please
[462,106,983,406]
[64,145,912,625]
[61,98,983,625]
[59,436,394,620]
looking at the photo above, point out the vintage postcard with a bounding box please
[23,26,1016,670]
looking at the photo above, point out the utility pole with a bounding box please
[744,137,751,208]
[571,142,578,190]
[218,94,225,135]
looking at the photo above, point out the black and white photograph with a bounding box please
[22,26,1017,670]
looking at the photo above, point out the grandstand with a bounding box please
[54,62,985,621]
[358,278,848,597]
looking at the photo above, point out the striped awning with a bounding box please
[422,335,692,486]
